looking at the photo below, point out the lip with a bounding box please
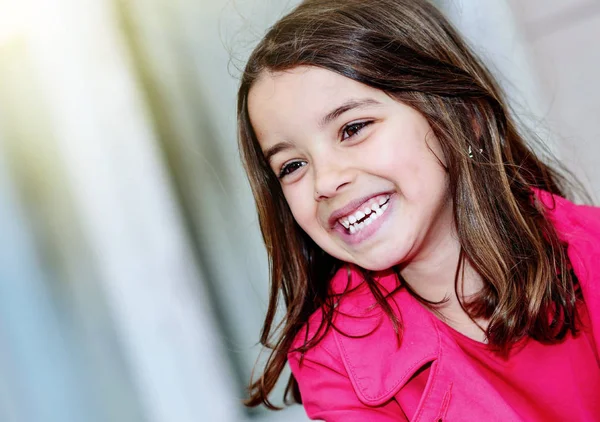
[327,191,393,228]
[334,193,395,245]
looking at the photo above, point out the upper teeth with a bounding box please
[339,195,390,232]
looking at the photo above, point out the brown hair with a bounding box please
[237,0,583,409]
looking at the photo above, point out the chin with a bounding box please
[354,256,400,272]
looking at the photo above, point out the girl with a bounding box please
[237,0,600,420]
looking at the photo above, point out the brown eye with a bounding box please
[341,121,371,140]
[279,161,306,178]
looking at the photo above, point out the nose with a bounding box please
[313,158,354,201]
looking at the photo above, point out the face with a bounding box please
[248,66,454,272]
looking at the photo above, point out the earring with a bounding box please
[468,145,483,159]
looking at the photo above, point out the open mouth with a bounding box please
[339,195,390,234]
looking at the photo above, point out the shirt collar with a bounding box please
[329,265,441,405]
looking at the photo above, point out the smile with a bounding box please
[339,195,390,234]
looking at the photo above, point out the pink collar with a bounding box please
[329,267,441,405]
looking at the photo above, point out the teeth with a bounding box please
[340,195,392,235]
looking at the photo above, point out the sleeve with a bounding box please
[288,347,407,422]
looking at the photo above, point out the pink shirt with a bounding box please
[397,301,600,420]
[288,191,600,421]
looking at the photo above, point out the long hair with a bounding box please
[237,0,583,409]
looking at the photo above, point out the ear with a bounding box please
[465,105,485,160]
[469,104,483,140]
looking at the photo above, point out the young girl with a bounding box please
[237,0,600,420]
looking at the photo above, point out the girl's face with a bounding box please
[248,66,454,272]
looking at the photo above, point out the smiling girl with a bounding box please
[237,0,600,420]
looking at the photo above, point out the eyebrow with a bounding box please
[319,98,382,128]
[262,98,382,165]
[263,140,295,165]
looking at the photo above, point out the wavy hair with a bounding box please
[237,0,583,409]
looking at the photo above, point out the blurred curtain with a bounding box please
[0,0,243,420]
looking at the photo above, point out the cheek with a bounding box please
[357,132,410,174]
[370,122,424,162]
[363,131,421,186]
[378,144,447,201]
[283,184,318,230]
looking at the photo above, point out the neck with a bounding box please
[399,211,484,320]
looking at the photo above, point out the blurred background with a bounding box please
[0,0,598,421]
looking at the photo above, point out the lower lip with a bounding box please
[334,194,395,245]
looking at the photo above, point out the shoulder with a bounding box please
[287,265,385,402]
[286,267,413,420]
[288,265,382,359]
[535,189,600,239]
[286,268,360,418]
[288,266,355,362]
[536,190,600,351]
[536,191,600,281]
[288,304,339,363]
[535,189,600,288]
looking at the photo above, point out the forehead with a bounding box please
[247,66,387,140]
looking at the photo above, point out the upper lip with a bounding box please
[327,192,391,228]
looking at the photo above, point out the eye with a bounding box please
[341,121,372,140]
[278,160,307,179]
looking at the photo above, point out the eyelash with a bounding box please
[278,161,307,178]
[278,120,373,179]
[341,120,372,140]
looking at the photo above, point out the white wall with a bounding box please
[508,0,600,201]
